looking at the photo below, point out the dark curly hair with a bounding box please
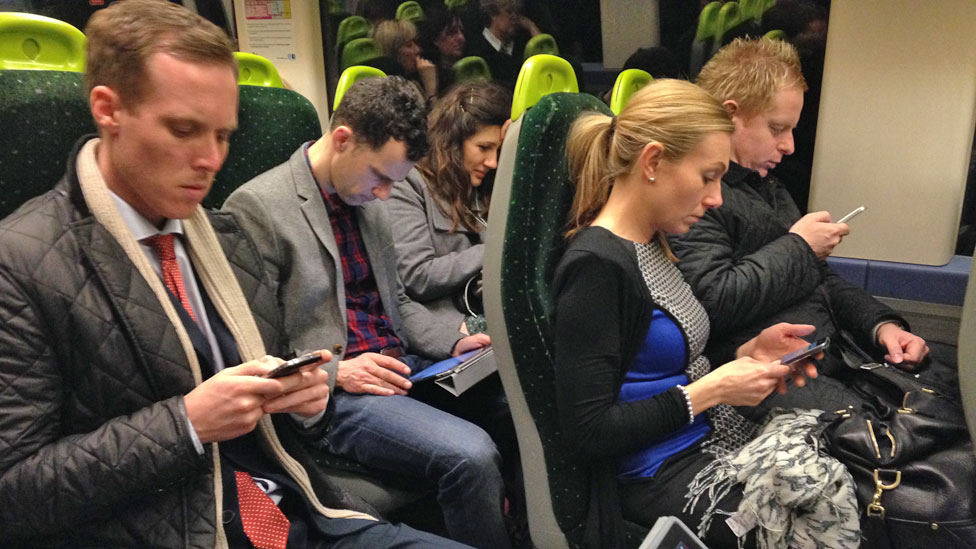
[330,76,429,161]
[418,82,511,232]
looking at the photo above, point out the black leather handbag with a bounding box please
[819,363,976,548]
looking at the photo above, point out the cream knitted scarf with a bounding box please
[75,139,374,547]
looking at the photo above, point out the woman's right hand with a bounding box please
[686,358,791,413]
[416,57,438,98]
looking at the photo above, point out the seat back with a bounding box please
[0,68,94,219]
[333,65,386,110]
[452,55,491,84]
[208,85,322,209]
[234,52,285,88]
[327,0,347,16]
[713,1,741,54]
[484,92,648,548]
[396,1,425,23]
[609,68,653,115]
[523,33,558,61]
[0,13,92,219]
[689,1,721,77]
[444,0,468,9]
[336,15,371,49]
[510,54,578,120]
[0,12,85,72]
[958,258,976,456]
[764,29,787,41]
[340,37,382,71]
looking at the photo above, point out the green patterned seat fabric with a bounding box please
[500,92,647,547]
[208,85,322,209]
[0,70,94,220]
[0,73,320,220]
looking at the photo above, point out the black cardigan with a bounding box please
[551,226,691,547]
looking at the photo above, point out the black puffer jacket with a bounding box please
[669,162,903,368]
[0,143,290,547]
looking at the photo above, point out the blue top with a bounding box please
[617,309,709,479]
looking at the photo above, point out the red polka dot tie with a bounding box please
[235,471,291,549]
[143,234,197,322]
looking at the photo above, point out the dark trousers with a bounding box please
[617,444,754,549]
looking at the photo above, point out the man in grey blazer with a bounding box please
[224,77,511,549]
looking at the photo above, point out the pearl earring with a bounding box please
[648,176,656,182]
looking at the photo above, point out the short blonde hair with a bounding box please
[373,19,418,59]
[85,0,236,108]
[566,79,733,239]
[697,37,807,116]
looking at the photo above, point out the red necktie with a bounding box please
[144,234,197,322]
[235,471,291,549]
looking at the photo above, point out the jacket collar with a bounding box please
[723,161,757,187]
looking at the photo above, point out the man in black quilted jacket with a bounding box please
[669,38,934,412]
[0,1,464,547]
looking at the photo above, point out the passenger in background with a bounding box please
[671,38,939,413]
[223,76,511,549]
[0,1,462,547]
[552,78,859,548]
[355,0,395,26]
[466,0,540,89]
[600,46,686,106]
[418,2,467,95]
[374,19,439,101]
[387,82,511,335]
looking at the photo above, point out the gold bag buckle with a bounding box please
[866,469,902,518]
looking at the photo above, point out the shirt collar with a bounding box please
[108,190,184,241]
[303,140,338,196]
[482,27,513,55]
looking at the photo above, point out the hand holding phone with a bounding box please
[265,352,322,379]
[780,337,830,366]
[837,206,866,224]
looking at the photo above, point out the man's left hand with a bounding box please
[452,333,490,356]
[877,322,929,370]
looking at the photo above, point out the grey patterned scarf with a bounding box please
[686,410,860,548]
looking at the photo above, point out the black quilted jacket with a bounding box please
[669,162,903,368]
[0,141,290,547]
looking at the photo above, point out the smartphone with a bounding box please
[780,337,830,366]
[265,352,322,379]
[837,206,866,224]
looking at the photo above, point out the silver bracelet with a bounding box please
[675,384,695,425]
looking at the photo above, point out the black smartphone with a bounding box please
[265,352,322,379]
[780,337,830,366]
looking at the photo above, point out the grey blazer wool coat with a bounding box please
[386,168,486,331]
[223,148,463,385]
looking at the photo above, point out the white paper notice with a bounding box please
[243,0,297,63]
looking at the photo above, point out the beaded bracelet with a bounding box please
[675,384,695,425]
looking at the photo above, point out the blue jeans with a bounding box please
[318,371,512,549]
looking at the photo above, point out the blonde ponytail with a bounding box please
[566,114,616,238]
[564,79,734,239]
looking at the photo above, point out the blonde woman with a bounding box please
[373,19,438,100]
[551,79,860,548]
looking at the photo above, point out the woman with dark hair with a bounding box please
[388,82,511,333]
[418,2,467,94]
